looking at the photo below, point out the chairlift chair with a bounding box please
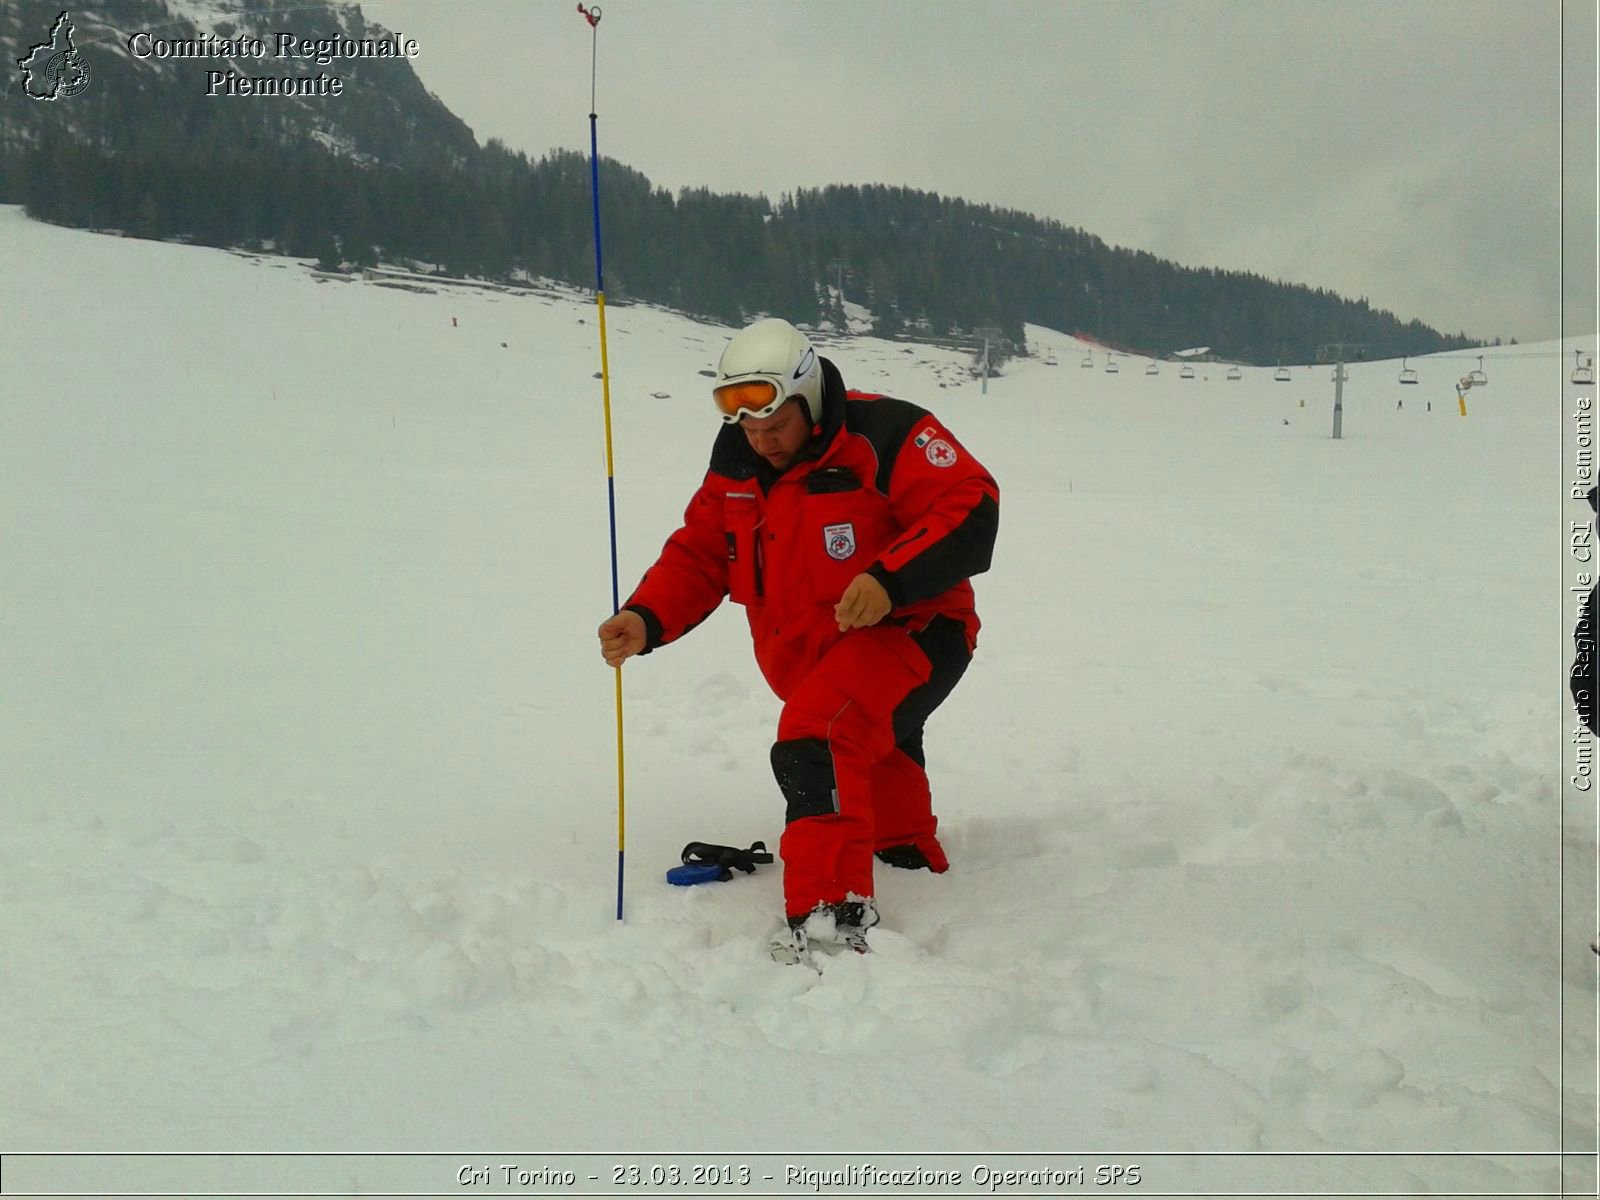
[1180,364,1195,380]
[1044,350,1058,366]
[1226,366,1242,381]
[1105,357,1119,374]
[1398,357,1419,385]
[1467,355,1488,387]
[1273,364,1291,382]
[1080,352,1094,368]
[1145,361,1159,376]
[1573,350,1594,386]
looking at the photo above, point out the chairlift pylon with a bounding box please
[1573,350,1594,386]
[1398,356,1419,385]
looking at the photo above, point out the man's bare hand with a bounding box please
[598,610,646,667]
[834,573,892,631]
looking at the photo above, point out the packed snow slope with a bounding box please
[1,207,1593,1193]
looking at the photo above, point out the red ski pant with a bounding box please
[770,623,952,919]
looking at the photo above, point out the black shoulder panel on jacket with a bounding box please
[891,492,999,604]
[844,395,931,494]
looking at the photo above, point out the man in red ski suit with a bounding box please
[597,318,998,952]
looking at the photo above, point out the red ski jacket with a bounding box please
[624,358,999,699]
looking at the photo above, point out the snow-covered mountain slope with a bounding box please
[1,207,1593,1195]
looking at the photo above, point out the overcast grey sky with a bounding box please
[365,0,1596,343]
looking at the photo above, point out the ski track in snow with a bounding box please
[0,208,1591,1191]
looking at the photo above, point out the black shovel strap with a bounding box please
[680,841,774,875]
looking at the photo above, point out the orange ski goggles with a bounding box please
[712,376,792,423]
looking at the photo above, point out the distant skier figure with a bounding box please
[1397,398,1403,410]
[596,318,999,963]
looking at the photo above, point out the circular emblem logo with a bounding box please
[925,439,958,468]
[53,54,91,97]
[823,522,857,560]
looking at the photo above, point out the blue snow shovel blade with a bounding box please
[666,862,727,886]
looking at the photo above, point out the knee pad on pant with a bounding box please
[770,737,838,823]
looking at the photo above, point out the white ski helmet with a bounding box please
[712,318,824,425]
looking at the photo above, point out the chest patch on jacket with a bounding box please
[824,522,857,560]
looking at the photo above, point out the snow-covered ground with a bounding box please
[1,206,1595,1196]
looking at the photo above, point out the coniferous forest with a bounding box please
[0,0,1486,363]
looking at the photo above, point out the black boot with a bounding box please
[790,898,878,955]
